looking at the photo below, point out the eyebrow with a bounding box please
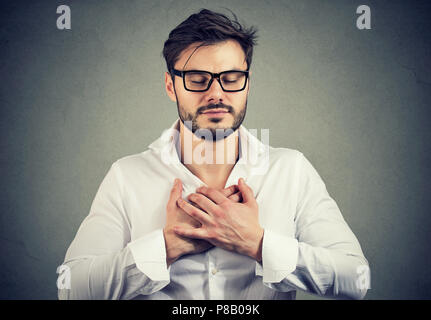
[180,68,249,72]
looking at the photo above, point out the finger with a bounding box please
[168,178,182,209]
[173,226,208,240]
[238,178,254,204]
[171,178,182,196]
[196,186,227,205]
[177,198,214,226]
[228,191,242,203]
[188,193,222,217]
[221,184,239,198]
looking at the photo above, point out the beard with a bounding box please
[176,99,247,141]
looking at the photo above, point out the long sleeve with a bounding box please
[58,162,170,300]
[256,153,370,299]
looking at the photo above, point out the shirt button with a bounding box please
[211,268,218,275]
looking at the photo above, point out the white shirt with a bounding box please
[58,119,369,300]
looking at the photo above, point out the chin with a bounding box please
[204,119,232,129]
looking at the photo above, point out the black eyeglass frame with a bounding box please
[171,69,249,92]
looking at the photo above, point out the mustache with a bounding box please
[197,103,234,114]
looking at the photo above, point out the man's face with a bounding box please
[165,40,250,139]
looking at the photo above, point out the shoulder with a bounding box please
[109,149,158,175]
[265,147,323,181]
[268,146,305,166]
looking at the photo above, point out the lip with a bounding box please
[202,109,229,115]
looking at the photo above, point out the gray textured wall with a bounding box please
[1,0,430,299]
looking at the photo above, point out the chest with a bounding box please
[125,172,298,241]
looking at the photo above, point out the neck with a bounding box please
[179,121,239,189]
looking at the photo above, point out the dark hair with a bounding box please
[162,9,258,74]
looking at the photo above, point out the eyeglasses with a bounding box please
[171,69,249,92]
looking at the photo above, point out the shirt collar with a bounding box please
[148,118,268,168]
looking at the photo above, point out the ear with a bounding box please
[165,71,177,102]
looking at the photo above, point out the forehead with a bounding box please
[175,40,247,72]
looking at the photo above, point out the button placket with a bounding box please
[207,251,216,299]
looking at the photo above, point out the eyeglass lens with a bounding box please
[184,71,246,91]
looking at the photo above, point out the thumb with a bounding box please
[238,178,254,204]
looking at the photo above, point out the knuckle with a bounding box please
[220,199,232,209]
[190,208,200,217]
[198,186,207,194]
[213,208,225,219]
[222,186,232,195]
[207,231,217,241]
[230,194,240,202]
[176,199,183,207]
[208,220,218,228]
[191,193,202,203]
[205,217,218,228]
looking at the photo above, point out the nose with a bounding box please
[205,78,224,103]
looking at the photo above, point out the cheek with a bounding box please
[230,93,248,109]
[176,91,199,109]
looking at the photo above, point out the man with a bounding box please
[58,9,369,300]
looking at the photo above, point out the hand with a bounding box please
[174,178,264,262]
[163,179,242,266]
